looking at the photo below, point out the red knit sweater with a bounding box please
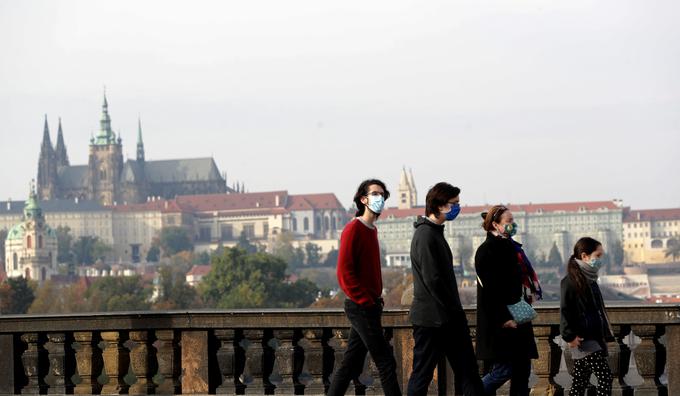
[336,218,383,306]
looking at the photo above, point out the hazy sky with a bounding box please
[1,0,678,209]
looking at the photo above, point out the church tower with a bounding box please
[5,182,58,283]
[398,166,417,209]
[136,117,145,163]
[37,116,58,200]
[54,117,70,169]
[87,92,124,205]
[408,167,418,207]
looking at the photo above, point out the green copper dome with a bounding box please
[6,223,26,241]
[23,192,42,219]
[5,183,51,242]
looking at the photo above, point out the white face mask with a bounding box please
[366,194,385,214]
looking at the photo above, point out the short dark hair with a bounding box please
[353,179,390,217]
[425,182,460,217]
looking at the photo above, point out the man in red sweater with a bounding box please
[327,179,402,396]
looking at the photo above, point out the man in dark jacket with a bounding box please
[406,182,484,396]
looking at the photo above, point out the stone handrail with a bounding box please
[0,304,678,395]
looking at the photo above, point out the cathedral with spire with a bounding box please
[37,93,233,205]
[397,166,417,209]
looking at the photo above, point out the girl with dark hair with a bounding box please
[560,237,614,396]
[474,205,541,396]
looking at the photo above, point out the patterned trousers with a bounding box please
[569,350,613,396]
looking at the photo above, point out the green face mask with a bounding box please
[503,222,518,237]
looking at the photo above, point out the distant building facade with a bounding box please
[378,200,625,269]
[1,190,349,264]
[0,198,113,246]
[4,188,58,283]
[37,93,230,206]
[623,208,680,264]
[180,191,350,253]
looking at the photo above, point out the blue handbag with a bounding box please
[477,274,537,325]
[506,299,537,325]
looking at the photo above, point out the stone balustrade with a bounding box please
[0,304,678,395]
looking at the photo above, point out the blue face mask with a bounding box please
[588,257,604,270]
[445,203,461,221]
[367,195,385,214]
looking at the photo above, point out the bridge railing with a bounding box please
[0,304,678,395]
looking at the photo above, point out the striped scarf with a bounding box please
[510,238,543,302]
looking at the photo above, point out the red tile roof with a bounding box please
[176,191,289,212]
[111,191,347,217]
[624,208,680,223]
[287,193,345,211]
[187,265,211,277]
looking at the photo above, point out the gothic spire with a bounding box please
[41,115,53,152]
[408,167,417,193]
[94,89,115,145]
[55,117,70,167]
[136,117,145,162]
[37,115,57,200]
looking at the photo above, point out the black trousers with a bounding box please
[327,299,402,396]
[407,320,485,396]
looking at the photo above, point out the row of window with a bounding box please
[627,231,679,239]
[601,282,647,288]
[627,221,679,228]
[7,251,53,271]
[291,216,340,233]
[25,235,42,249]
[627,239,678,249]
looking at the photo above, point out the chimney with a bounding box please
[74,196,79,204]
[637,212,641,221]
[275,195,280,207]
[6,201,10,211]
[164,201,168,210]
[256,202,260,208]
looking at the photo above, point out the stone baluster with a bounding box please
[215,329,238,394]
[128,331,156,395]
[271,329,295,394]
[298,329,325,395]
[327,328,348,394]
[100,331,130,395]
[155,330,181,395]
[606,325,632,396]
[666,323,680,396]
[263,329,276,394]
[20,333,47,395]
[73,331,103,395]
[181,331,210,394]
[531,325,563,396]
[631,325,667,396]
[45,333,74,394]
[240,329,266,394]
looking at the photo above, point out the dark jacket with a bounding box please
[409,217,465,327]
[560,274,614,344]
[475,232,538,360]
